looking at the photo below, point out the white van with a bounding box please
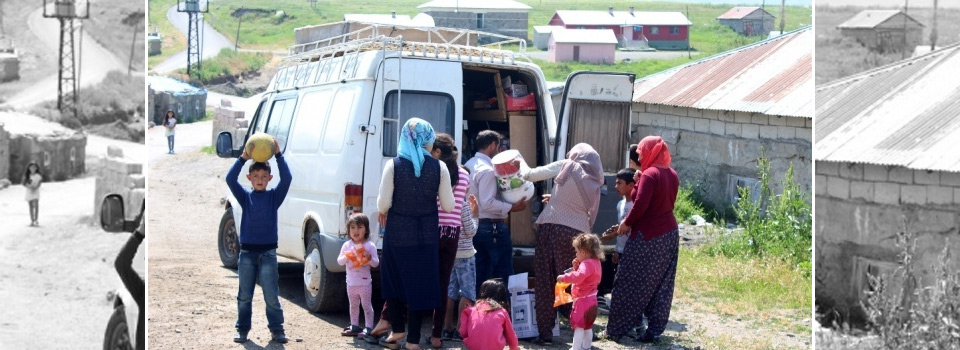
[215,34,635,313]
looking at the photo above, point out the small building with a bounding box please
[549,8,691,50]
[0,41,19,82]
[815,42,960,320]
[147,75,207,126]
[147,32,162,56]
[344,12,435,27]
[417,0,531,41]
[716,7,776,36]
[0,112,87,182]
[533,25,563,50]
[548,29,617,64]
[631,26,813,210]
[837,10,924,53]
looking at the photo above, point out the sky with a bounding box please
[817,0,960,8]
[651,0,812,6]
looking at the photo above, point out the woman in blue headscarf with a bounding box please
[377,118,456,350]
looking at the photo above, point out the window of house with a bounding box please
[650,26,659,35]
[670,26,680,35]
[383,91,455,157]
[577,25,585,29]
[477,13,484,28]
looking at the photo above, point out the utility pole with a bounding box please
[123,11,143,76]
[779,0,786,34]
[902,0,909,59]
[931,0,938,51]
[686,5,691,58]
[43,0,89,120]
[235,7,242,51]
[178,0,208,77]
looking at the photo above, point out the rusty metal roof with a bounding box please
[716,7,773,20]
[836,10,924,29]
[632,26,812,118]
[554,10,692,26]
[815,43,960,172]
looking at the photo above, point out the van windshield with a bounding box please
[383,91,455,157]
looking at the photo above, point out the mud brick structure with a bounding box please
[211,99,248,149]
[93,146,145,224]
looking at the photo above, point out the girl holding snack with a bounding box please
[337,213,380,337]
[558,233,604,350]
[23,162,42,227]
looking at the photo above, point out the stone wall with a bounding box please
[7,131,86,182]
[0,124,9,181]
[425,11,529,41]
[94,146,146,225]
[815,160,960,316]
[633,102,812,210]
[211,100,249,149]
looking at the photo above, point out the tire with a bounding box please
[218,208,240,269]
[303,232,346,313]
[103,306,132,350]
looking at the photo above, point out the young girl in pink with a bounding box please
[558,233,604,350]
[459,279,519,350]
[337,213,380,337]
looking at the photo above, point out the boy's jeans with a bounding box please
[236,249,284,333]
[473,220,513,296]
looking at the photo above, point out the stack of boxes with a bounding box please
[94,146,145,224]
[212,99,249,149]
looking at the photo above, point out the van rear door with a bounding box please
[554,72,635,233]
[364,57,464,247]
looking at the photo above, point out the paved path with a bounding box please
[152,3,233,74]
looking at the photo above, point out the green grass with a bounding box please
[173,49,271,82]
[815,6,960,84]
[200,145,216,154]
[84,0,145,72]
[674,183,706,225]
[147,0,187,69]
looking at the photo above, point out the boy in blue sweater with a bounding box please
[225,137,292,344]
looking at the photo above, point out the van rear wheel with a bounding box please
[218,208,240,269]
[304,232,345,313]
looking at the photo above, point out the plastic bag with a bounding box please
[345,245,370,268]
[554,281,573,307]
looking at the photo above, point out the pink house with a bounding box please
[548,29,617,64]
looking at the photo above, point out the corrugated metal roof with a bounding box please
[632,26,812,118]
[551,29,618,44]
[554,10,692,26]
[836,10,924,29]
[344,14,414,26]
[417,0,531,11]
[534,25,564,33]
[147,75,205,95]
[716,7,772,20]
[815,42,960,172]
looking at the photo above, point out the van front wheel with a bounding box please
[304,232,345,313]
[218,208,240,269]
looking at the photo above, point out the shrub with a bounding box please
[674,183,706,224]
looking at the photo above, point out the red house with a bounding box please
[548,7,691,50]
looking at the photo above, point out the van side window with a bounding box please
[322,88,359,153]
[251,101,270,135]
[289,90,335,153]
[382,91,455,157]
[265,97,298,150]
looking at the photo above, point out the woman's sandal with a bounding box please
[430,336,443,349]
[379,333,406,350]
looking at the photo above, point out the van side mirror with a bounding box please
[216,132,241,158]
[100,196,125,232]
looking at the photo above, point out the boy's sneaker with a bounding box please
[341,325,363,337]
[233,331,249,343]
[441,329,461,341]
[272,331,289,344]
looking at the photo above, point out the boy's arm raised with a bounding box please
[273,152,292,207]
[225,154,248,206]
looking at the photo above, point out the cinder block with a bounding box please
[236,119,249,128]
[679,116,695,131]
[817,161,839,176]
[874,182,901,205]
[710,120,725,135]
[702,109,719,120]
[901,185,927,205]
[751,115,768,125]
[839,163,863,180]
[130,174,146,189]
[805,119,813,128]
[863,164,888,182]
[815,175,826,195]
[664,115,680,129]
[719,111,735,122]
[778,126,796,139]
[796,128,812,142]
[687,108,703,118]
[827,176,850,199]
[646,114,662,127]
[888,167,913,184]
[850,181,874,201]
[221,99,232,107]
[768,116,787,126]
[645,103,658,113]
[955,188,960,204]
[759,126,778,139]
[941,172,960,187]
[914,170,940,185]
[786,117,806,127]
[107,146,124,158]
[928,186,953,205]
[734,111,752,124]
[694,118,711,133]
[725,123,741,136]
[741,124,759,139]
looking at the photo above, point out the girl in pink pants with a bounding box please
[337,214,380,337]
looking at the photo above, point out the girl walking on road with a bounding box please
[23,162,42,227]
[165,110,177,154]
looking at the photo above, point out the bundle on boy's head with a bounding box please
[249,162,271,174]
[347,213,371,239]
[616,168,636,183]
[478,278,509,311]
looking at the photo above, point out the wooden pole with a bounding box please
[128,24,138,75]
[931,0,938,51]
[235,8,242,51]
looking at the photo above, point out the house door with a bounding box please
[573,46,580,61]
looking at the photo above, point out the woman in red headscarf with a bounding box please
[604,136,679,343]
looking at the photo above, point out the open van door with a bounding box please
[554,72,635,233]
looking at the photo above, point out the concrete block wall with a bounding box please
[815,160,960,316]
[94,146,146,225]
[7,132,86,182]
[425,11,529,41]
[212,100,248,149]
[633,103,812,210]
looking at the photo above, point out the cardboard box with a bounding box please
[506,94,537,111]
[508,273,559,339]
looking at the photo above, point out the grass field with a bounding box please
[815,5,960,84]
[147,0,186,68]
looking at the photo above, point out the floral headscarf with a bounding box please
[638,136,672,171]
[397,118,436,177]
